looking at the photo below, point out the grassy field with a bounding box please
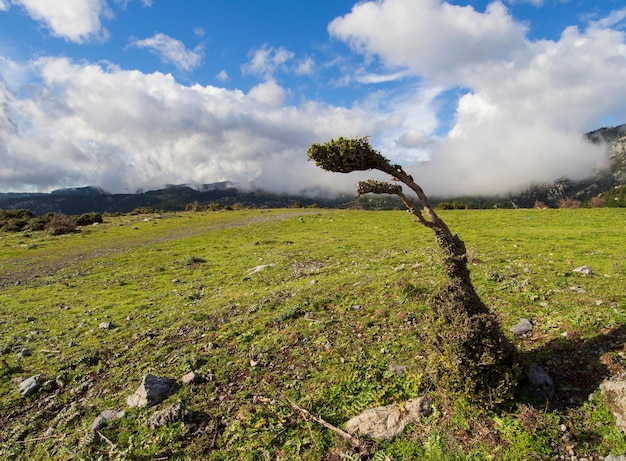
[1,207,625,460]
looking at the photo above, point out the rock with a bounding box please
[17,348,31,358]
[573,266,593,275]
[98,321,113,329]
[389,364,408,375]
[601,373,626,432]
[182,371,203,385]
[19,374,44,396]
[70,380,93,396]
[605,456,626,461]
[146,403,191,429]
[126,374,176,408]
[522,364,555,400]
[510,318,533,336]
[345,397,431,440]
[90,409,125,431]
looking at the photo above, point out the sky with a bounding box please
[1,0,625,197]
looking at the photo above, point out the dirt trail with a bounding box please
[0,209,327,289]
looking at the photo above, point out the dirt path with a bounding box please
[0,209,328,289]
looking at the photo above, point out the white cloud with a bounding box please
[216,69,229,81]
[588,8,626,30]
[114,0,152,9]
[13,0,111,43]
[242,45,295,78]
[129,33,204,71]
[328,0,626,196]
[295,56,315,75]
[247,79,288,108]
[504,0,543,6]
[0,57,380,194]
[0,1,10,12]
[329,0,529,85]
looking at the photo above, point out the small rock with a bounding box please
[26,316,35,322]
[126,374,176,408]
[511,318,533,336]
[90,409,125,431]
[345,397,431,440]
[250,359,259,367]
[71,380,93,395]
[573,266,593,275]
[182,371,203,385]
[19,374,44,396]
[560,424,568,432]
[600,373,626,432]
[17,348,31,358]
[98,321,113,330]
[522,364,555,400]
[146,403,191,429]
[389,364,408,375]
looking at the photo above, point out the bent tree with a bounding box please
[308,137,522,406]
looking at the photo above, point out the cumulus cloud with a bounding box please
[12,0,111,43]
[129,33,204,71]
[329,0,626,197]
[329,0,529,85]
[0,1,10,11]
[295,56,315,75]
[0,57,380,194]
[242,45,295,78]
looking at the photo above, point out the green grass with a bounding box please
[1,208,625,460]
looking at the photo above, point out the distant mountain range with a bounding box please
[1,125,625,215]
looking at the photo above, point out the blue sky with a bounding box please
[1,0,625,196]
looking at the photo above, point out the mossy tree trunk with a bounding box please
[308,137,521,406]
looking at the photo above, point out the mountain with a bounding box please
[1,124,625,215]
[433,124,626,209]
[0,183,351,215]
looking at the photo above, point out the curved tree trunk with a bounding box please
[309,137,522,405]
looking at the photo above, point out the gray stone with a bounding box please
[17,348,31,358]
[182,371,203,385]
[601,373,626,432]
[345,397,431,440]
[19,374,44,396]
[523,364,555,400]
[126,374,176,408]
[146,403,191,429]
[389,364,408,375]
[98,321,113,330]
[605,456,626,461]
[573,266,593,275]
[90,409,126,431]
[511,318,533,336]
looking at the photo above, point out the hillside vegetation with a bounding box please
[1,208,626,460]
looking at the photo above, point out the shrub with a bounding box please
[557,197,582,208]
[75,212,103,226]
[589,196,606,208]
[0,209,35,232]
[46,213,77,235]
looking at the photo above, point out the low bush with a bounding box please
[45,213,77,235]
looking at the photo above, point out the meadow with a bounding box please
[1,207,625,460]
